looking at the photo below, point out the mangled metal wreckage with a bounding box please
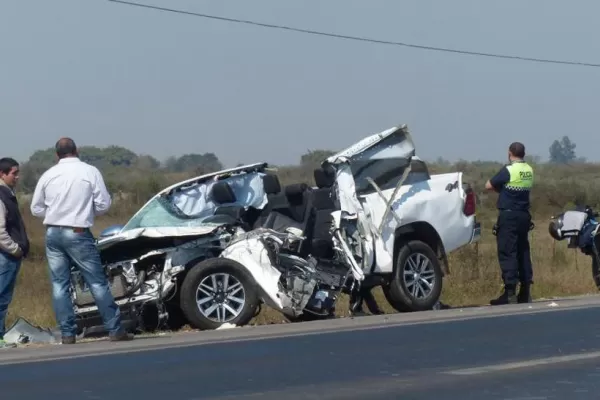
[73,124,481,335]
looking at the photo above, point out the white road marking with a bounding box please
[446,351,600,376]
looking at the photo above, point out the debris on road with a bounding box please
[4,318,58,345]
[216,323,238,330]
[432,301,452,310]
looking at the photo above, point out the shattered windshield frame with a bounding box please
[120,171,268,232]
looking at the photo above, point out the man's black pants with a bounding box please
[496,209,533,286]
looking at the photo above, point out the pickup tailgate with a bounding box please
[425,172,480,253]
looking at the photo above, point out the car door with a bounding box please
[325,124,417,218]
[325,125,474,273]
[325,125,417,272]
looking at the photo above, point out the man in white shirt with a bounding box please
[30,138,133,344]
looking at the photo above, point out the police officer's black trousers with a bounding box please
[496,209,533,286]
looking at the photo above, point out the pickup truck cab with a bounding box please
[324,124,481,312]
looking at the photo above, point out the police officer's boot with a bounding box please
[517,282,532,303]
[489,284,518,306]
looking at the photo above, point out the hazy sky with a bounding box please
[2,0,599,167]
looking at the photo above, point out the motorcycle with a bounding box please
[548,205,600,289]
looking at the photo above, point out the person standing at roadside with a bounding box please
[30,138,133,344]
[485,142,534,305]
[0,157,29,349]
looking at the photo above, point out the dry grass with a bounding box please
[6,209,597,331]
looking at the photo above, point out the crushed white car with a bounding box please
[71,124,481,335]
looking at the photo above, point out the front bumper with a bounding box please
[469,221,482,244]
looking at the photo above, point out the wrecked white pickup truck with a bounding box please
[72,124,481,335]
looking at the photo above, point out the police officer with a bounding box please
[485,142,534,305]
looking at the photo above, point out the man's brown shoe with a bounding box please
[61,336,76,345]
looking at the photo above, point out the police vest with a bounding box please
[498,161,534,211]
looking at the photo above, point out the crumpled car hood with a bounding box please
[97,225,223,250]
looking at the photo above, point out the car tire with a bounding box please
[180,257,260,330]
[382,240,443,312]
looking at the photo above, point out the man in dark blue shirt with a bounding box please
[485,142,534,305]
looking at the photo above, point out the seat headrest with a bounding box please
[284,183,308,198]
[210,181,237,204]
[314,166,336,188]
[262,173,281,194]
[284,183,309,206]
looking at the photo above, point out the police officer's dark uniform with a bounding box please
[487,143,534,305]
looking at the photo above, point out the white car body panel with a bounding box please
[359,171,475,273]
[219,236,287,312]
[325,124,479,274]
[218,230,322,317]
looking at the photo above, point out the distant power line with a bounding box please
[107,0,600,69]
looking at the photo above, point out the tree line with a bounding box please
[17,145,226,194]
[14,135,586,213]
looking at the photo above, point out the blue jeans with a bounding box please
[0,252,21,339]
[45,226,123,337]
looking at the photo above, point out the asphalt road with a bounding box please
[3,296,600,399]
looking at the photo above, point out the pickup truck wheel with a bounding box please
[180,258,260,330]
[383,240,443,312]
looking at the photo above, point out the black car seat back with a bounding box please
[307,167,339,259]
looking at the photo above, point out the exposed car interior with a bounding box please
[199,164,342,262]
